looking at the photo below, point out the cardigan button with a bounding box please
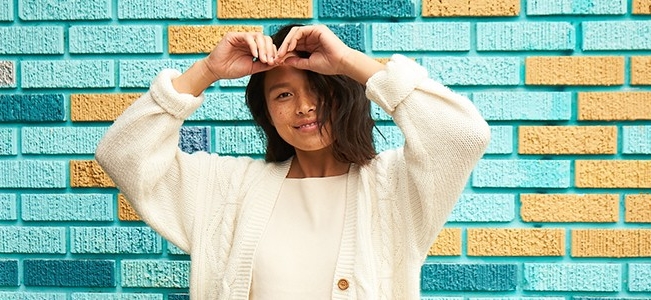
[337,278,349,290]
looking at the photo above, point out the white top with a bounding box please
[250,174,348,299]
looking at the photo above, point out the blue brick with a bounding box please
[21,194,113,221]
[319,0,415,18]
[477,22,574,51]
[374,125,403,152]
[0,161,66,188]
[372,23,470,51]
[0,0,13,21]
[0,94,66,122]
[71,294,162,300]
[71,227,161,254]
[0,194,16,220]
[121,260,189,288]
[526,0,626,15]
[119,59,195,88]
[24,259,115,287]
[422,57,521,86]
[448,194,515,222]
[215,126,265,154]
[22,60,114,88]
[371,103,392,121]
[472,160,571,188]
[583,21,651,50]
[0,128,17,155]
[472,92,572,121]
[0,60,15,87]
[421,298,463,300]
[486,126,513,154]
[168,295,189,300]
[22,127,107,154]
[19,0,110,20]
[0,227,65,253]
[0,293,66,300]
[189,93,250,121]
[0,26,63,54]
[524,263,620,291]
[70,25,163,54]
[328,24,365,52]
[421,263,518,291]
[574,298,651,300]
[167,241,188,255]
[471,298,565,300]
[179,126,210,154]
[118,0,211,19]
[219,75,250,88]
[623,126,651,154]
[0,260,18,286]
[629,263,651,291]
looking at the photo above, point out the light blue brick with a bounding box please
[0,293,66,300]
[422,57,521,86]
[22,60,114,88]
[21,194,113,221]
[472,92,572,121]
[70,25,163,54]
[0,194,16,220]
[215,126,265,154]
[477,22,574,51]
[219,75,250,87]
[374,125,403,152]
[121,260,190,288]
[19,0,111,20]
[583,21,651,50]
[0,0,12,21]
[470,298,565,300]
[167,241,188,255]
[524,263,620,291]
[472,160,571,188]
[72,294,162,300]
[421,298,463,300]
[119,59,195,88]
[0,128,17,155]
[71,227,162,254]
[319,0,415,18]
[629,263,651,291]
[448,194,515,222]
[22,127,107,154]
[188,93,251,121]
[372,23,470,51]
[118,0,212,19]
[486,126,513,154]
[0,227,66,253]
[0,161,66,188]
[0,26,63,54]
[371,103,392,121]
[0,60,15,88]
[623,126,651,154]
[527,0,626,15]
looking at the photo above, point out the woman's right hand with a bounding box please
[203,31,278,81]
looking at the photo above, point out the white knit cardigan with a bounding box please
[96,55,491,299]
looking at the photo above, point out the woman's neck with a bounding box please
[287,147,350,178]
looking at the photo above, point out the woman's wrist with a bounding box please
[340,50,385,85]
[172,58,220,97]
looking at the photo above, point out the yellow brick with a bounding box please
[633,0,651,14]
[578,92,651,121]
[70,160,115,188]
[525,56,624,86]
[631,56,651,85]
[626,194,651,223]
[218,0,312,19]
[118,194,141,221]
[575,160,651,188]
[572,229,651,257]
[422,0,520,16]
[168,25,263,54]
[467,228,565,256]
[519,126,617,155]
[71,93,141,122]
[520,194,619,223]
[428,228,461,256]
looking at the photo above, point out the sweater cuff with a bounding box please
[149,69,205,120]
[365,54,429,114]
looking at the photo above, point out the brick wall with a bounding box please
[1,0,650,298]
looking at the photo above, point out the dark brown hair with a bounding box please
[245,24,376,165]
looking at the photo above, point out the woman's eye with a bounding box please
[277,92,292,99]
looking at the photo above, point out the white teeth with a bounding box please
[299,122,316,129]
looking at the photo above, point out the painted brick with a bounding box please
[0,94,66,122]
[631,56,651,85]
[22,60,114,88]
[0,26,63,54]
[521,194,619,222]
[470,298,564,300]
[168,295,189,300]
[524,263,620,291]
[526,56,624,85]
[168,25,262,54]
[583,21,651,50]
[215,126,265,154]
[0,161,66,188]
[179,126,210,154]
[24,259,115,287]
[578,92,651,120]
[0,60,15,87]
[428,228,461,256]
[448,194,515,222]
[371,103,392,121]
[0,293,66,300]
[0,194,16,220]
[468,228,565,256]
[372,23,470,51]
[71,227,162,254]
[422,0,520,16]
[118,194,141,221]
[21,194,113,222]
[472,160,571,188]
[70,160,115,188]
[167,242,188,255]
[219,75,250,87]
[486,126,513,154]
[71,294,162,300]
[326,24,365,52]
[188,92,250,121]
[629,263,651,291]
[71,93,141,122]
[575,160,651,188]
[121,260,190,288]
[22,127,107,154]
[320,0,415,17]
[218,0,312,19]
[118,0,212,19]
[0,227,65,253]
[477,22,574,51]
[119,59,195,88]
[573,298,650,300]
[0,0,12,21]
[623,126,651,154]
[518,126,617,154]
[526,0,626,15]
[422,57,521,86]
[421,263,517,291]
[374,125,404,153]
[422,298,462,300]
[472,92,572,121]
[19,0,111,20]
[634,0,651,14]
[572,229,651,257]
[0,260,18,286]
[625,194,651,223]
[0,128,17,155]
[70,26,163,54]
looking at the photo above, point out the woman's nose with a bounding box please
[296,96,316,115]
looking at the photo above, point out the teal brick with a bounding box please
[70,25,163,54]
[24,259,115,287]
[448,194,515,222]
[119,59,195,88]
[0,293,66,300]
[0,161,66,188]
[22,127,107,154]
[472,92,572,121]
[215,126,265,154]
[583,21,651,50]
[0,94,66,122]
[629,263,651,291]
[526,0,626,15]
[371,103,392,121]
[118,0,212,19]
[219,75,250,87]
[421,263,518,291]
[0,260,18,286]
[328,24,365,52]
[0,128,17,155]
[477,22,575,51]
[486,126,513,154]
[21,194,113,221]
[422,57,521,86]
[0,60,15,87]
[22,60,114,88]
[179,126,210,154]
[72,294,162,300]
[524,263,620,291]
[0,0,12,21]
[472,160,571,188]
[0,227,66,253]
[168,295,189,300]
[0,194,16,220]
[319,0,415,18]
[470,298,565,300]
[71,227,162,254]
[167,241,188,255]
[421,298,463,300]
[188,93,250,121]
[573,298,651,300]
[121,260,190,288]
[374,125,403,153]
[623,126,651,154]
[0,26,63,54]
[19,0,111,20]
[372,23,470,51]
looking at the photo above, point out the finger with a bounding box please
[242,33,259,60]
[254,33,269,63]
[277,26,303,58]
[250,61,277,74]
[282,56,310,71]
[263,35,276,64]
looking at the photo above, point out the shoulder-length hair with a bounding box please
[245,24,376,165]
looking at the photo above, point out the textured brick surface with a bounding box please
[0,161,66,188]
[625,194,651,223]
[631,56,651,85]
[521,194,619,223]
[168,295,189,300]
[119,59,195,88]
[578,92,651,120]
[0,26,63,54]
[118,0,212,19]
[324,24,365,52]
[319,0,415,17]
[575,160,651,188]
[22,127,107,154]
[448,194,515,222]
[583,21,651,50]
[372,23,470,51]
[428,228,461,256]
[71,93,142,121]
[629,263,651,291]
[118,194,141,221]
[572,229,651,257]
[19,0,111,20]
[421,263,518,291]
[633,0,651,14]
[0,128,17,155]
[472,160,571,188]
[374,125,404,152]
[524,263,620,291]
[24,259,115,287]
[0,60,15,87]
[477,22,574,51]
[518,126,617,154]
[526,56,624,85]
[0,94,65,122]
[188,92,250,121]
[623,126,651,154]
[22,60,115,88]
[422,57,521,86]
[168,25,261,53]
[121,260,190,288]
[71,294,162,300]
[71,227,161,254]
[70,26,163,53]
[0,0,12,21]
[215,126,265,154]
[217,0,312,19]
[526,0,626,15]
[0,227,65,253]
[467,229,565,256]
[21,194,113,221]
[486,126,513,154]
[422,0,520,16]
[0,194,16,220]
[179,127,210,154]
[0,260,18,286]
[70,160,115,188]
[472,92,572,120]
[0,293,66,300]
